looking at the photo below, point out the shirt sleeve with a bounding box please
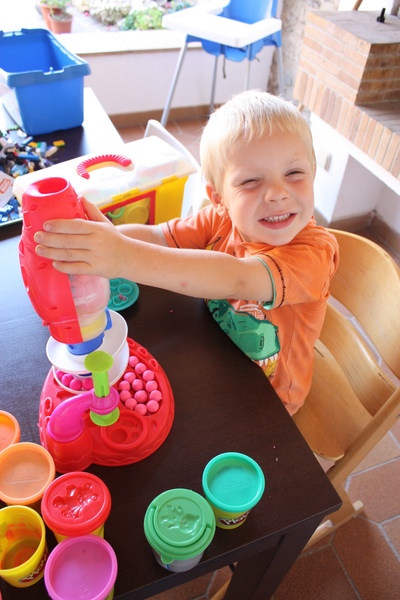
[160,205,216,249]
[258,228,339,309]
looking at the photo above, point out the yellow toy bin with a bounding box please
[13,136,196,226]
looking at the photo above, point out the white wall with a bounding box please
[311,115,400,234]
[62,32,275,118]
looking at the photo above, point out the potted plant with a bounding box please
[48,9,74,34]
[39,0,70,29]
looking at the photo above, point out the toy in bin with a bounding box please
[13,136,197,227]
[19,176,174,473]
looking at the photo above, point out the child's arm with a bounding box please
[34,198,274,302]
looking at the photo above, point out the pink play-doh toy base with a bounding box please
[38,338,174,473]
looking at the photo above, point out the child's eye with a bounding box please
[240,178,260,187]
[286,169,305,179]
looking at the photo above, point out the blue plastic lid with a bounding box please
[108,278,139,311]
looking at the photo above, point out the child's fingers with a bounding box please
[80,196,110,223]
[35,242,85,262]
[51,260,91,275]
[34,230,87,249]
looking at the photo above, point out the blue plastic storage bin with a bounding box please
[0,28,91,135]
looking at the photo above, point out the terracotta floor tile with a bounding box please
[272,545,359,600]
[334,517,400,600]
[383,516,400,559]
[391,419,400,444]
[352,432,400,474]
[149,572,211,600]
[347,460,400,522]
[118,124,146,143]
[207,567,232,599]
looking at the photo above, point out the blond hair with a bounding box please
[200,90,316,193]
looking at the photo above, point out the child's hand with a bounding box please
[34,197,128,280]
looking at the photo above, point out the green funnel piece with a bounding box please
[84,351,114,397]
[90,408,120,427]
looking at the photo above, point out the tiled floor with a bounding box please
[116,119,400,600]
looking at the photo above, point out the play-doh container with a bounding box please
[144,488,216,572]
[202,452,265,529]
[0,411,20,452]
[0,505,48,588]
[0,442,55,510]
[41,472,111,542]
[44,535,117,600]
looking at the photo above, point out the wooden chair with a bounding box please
[293,229,400,546]
[211,230,400,598]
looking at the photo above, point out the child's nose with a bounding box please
[263,183,288,202]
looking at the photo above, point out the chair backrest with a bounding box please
[293,229,400,487]
[197,0,281,63]
[327,231,400,379]
[222,0,277,23]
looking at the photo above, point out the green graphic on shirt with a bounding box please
[208,299,280,362]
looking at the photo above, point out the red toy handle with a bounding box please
[77,154,133,180]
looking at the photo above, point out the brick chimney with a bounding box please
[293,11,400,183]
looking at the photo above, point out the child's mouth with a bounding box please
[261,213,296,228]
[264,213,291,223]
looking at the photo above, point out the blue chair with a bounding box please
[161,0,283,126]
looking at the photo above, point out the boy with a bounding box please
[35,90,339,415]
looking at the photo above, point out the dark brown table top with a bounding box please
[0,227,341,600]
[0,94,340,600]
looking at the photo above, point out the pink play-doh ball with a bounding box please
[132,379,144,392]
[134,390,148,404]
[135,403,147,415]
[61,373,74,387]
[124,371,135,384]
[55,369,64,380]
[125,397,137,410]
[146,400,159,414]
[82,378,93,390]
[149,390,162,402]
[142,370,155,382]
[145,380,158,392]
[70,378,83,391]
[128,356,139,368]
[134,362,146,375]
[119,390,132,402]
[118,380,130,391]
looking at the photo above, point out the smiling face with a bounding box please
[207,130,315,246]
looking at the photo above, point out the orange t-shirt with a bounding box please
[161,206,339,415]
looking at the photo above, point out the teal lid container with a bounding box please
[202,452,266,529]
[144,488,215,571]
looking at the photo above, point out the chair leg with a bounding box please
[304,484,364,549]
[161,42,188,127]
[209,55,219,114]
[276,45,284,95]
[244,58,251,90]
[210,579,231,600]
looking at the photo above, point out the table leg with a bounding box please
[222,516,323,600]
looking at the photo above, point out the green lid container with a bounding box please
[144,488,215,569]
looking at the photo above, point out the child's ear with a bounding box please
[206,183,226,215]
